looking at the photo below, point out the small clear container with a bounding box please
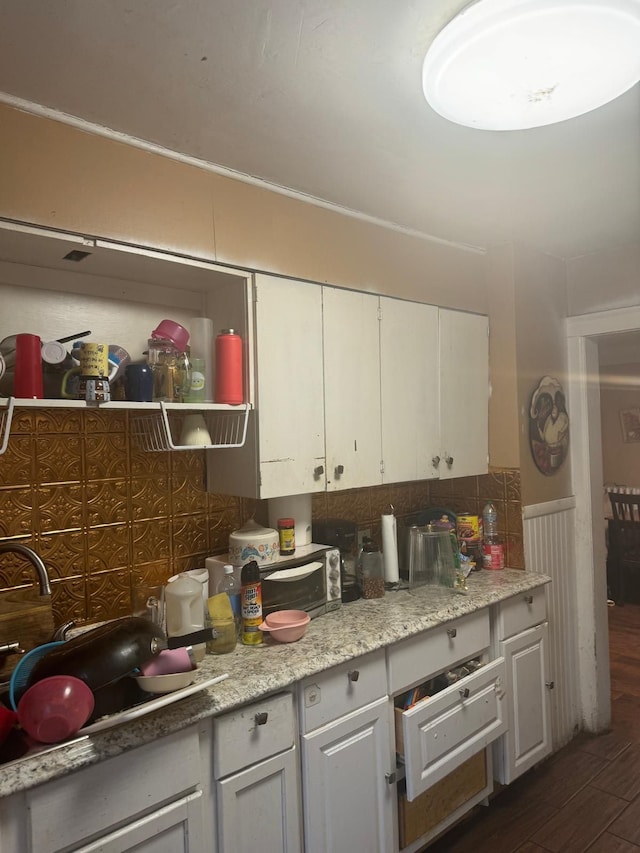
[358,542,385,599]
[408,527,456,593]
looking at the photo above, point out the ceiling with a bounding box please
[0,0,639,260]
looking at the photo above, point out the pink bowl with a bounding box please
[150,319,190,352]
[17,676,95,744]
[259,611,310,643]
[264,610,309,629]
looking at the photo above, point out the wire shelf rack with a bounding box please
[130,402,250,452]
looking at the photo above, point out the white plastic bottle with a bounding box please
[216,564,242,637]
[165,573,206,661]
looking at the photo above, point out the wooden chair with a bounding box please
[608,492,640,606]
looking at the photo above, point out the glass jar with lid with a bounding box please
[357,539,385,599]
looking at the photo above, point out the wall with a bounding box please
[1,104,487,313]
[0,406,523,627]
[566,242,640,316]
[600,363,640,486]
[0,102,530,628]
[514,245,571,506]
[485,244,519,469]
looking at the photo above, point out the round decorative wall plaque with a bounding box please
[529,376,569,476]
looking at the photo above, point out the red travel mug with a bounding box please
[215,329,243,404]
[14,333,44,399]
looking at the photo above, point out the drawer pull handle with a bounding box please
[348,669,360,683]
[524,595,534,605]
[445,455,454,466]
[459,687,470,699]
[314,465,324,477]
[545,681,555,690]
[447,628,457,639]
[335,464,345,477]
[432,455,441,467]
[385,771,397,785]
[254,712,268,726]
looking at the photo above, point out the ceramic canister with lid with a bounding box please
[228,519,279,566]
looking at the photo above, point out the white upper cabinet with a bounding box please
[322,287,382,491]
[437,308,489,480]
[253,275,326,497]
[380,297,440,483]
[207,273,326,499]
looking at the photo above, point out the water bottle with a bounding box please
[216,564,241,637]
[482,501,504,570]
[482,502,498,545]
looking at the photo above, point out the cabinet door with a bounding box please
[217,747,303,853]
[254,275,326,497]
[438,309,489,479]
[322,287,382,490]
[73,792,203,853]
[401,658,507,800]
[301,696,395,853]
[380,297,440,483]
[496,622,552,784]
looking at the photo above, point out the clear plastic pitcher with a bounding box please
[408,527,456,593]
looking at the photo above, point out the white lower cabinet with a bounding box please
[212,691,303,853]
[24,724,207,853]
[388,609,506,851]
[493,587,552,784]
[298,649,395,853]
[301,697,395,853]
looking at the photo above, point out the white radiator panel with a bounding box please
[524,497,580,748]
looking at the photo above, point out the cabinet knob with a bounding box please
[447,627,457,639]
[313,465,324,478]
[545,681,555,690]
[524,595,533,605]
[348,669,360,683]
[385,771,397,785]
[254,712,268,726]
[445,455,454,466]
[459,687,470,699]
[432,455,441,467]
[334,464,345,477]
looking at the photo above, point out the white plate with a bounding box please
[80,673,228,735]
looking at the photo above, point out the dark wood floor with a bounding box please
[427,603,640,852]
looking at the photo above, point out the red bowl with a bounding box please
[17,675,95,744]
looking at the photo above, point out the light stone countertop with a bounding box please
[1,568,550,799]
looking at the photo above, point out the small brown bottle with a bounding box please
[277,517,296,556]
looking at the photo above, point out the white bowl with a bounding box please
[135,669,197,694]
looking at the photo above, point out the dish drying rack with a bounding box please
[130,402,250,452]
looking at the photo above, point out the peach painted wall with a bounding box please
[1,104,487,313]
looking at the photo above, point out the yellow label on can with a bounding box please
[241,581,263,645]
[456,514,481,541]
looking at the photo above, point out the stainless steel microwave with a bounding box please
[206,543,342,619]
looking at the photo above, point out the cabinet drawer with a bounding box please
[298,648,387,733]
[398,658,507,801]
[496,586,547,640]
[213,692,295,778]
[387,610,490,695]
[27,725,201,853]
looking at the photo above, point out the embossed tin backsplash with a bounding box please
[0,408,523,627]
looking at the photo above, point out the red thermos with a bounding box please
[14,333,44,399]
[215,329,243,404]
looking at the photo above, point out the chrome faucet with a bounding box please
[0,542,51,596]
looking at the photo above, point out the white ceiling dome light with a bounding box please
[422,0,640,130]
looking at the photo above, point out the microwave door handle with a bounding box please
[266,562,323,581]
